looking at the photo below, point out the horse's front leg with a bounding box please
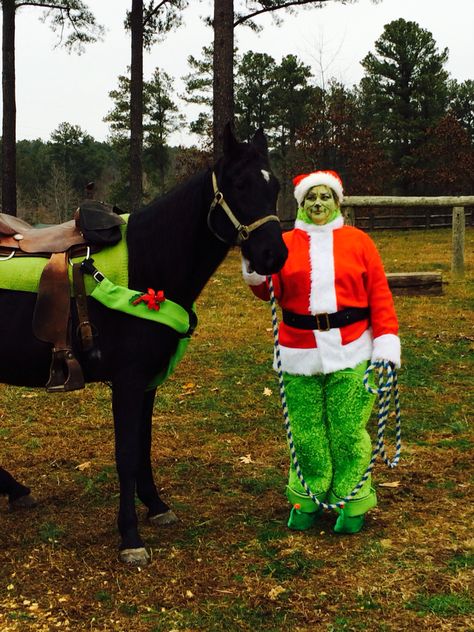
[136,389,178,525]
[112,381,150,566]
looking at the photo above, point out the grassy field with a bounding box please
[0,227,473,631]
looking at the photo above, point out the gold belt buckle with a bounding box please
[315,313,330,331]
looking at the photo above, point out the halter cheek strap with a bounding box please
[208,172,280,244]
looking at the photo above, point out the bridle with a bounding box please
[207,171,280,245]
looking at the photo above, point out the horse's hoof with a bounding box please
[148,509,179,525]
[118,547,150,566]
[8,494,38,511]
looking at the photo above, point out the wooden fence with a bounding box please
[341,196,474,278]
[349,206,473,230]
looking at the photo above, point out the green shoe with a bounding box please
[329,488,377,535]
[287,504,321,531]
[333,510,365,534]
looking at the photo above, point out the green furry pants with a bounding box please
[284,362,377,515]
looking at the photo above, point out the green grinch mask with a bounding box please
[298,185,341,225]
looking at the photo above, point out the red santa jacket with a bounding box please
[242,215,400,375]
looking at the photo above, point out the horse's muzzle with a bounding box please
[249,242,288,276]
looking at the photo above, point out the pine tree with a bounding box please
[360,18,449,193]
[234,51,276,142]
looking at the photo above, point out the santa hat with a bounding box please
[293,170,344,206]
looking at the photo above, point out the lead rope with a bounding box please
[267,276,402,512]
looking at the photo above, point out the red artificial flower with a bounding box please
[131,288,165,311]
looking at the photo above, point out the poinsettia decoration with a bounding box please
[131,288,165,311]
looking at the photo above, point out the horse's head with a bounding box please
[209,125,288,275]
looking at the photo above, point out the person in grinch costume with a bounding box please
[242,170,400,534]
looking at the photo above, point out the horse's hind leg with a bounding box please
[136,389,178,526]
[0,466,37,510]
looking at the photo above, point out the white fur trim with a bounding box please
[241,256,266,286]
[274,330,373,375]
[294,173,344,206]
[309,232,337,314]
[371,334,401,368]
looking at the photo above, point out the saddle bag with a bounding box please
[75,201,125,246]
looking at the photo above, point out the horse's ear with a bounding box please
[252,128,268,156]
[223,122,240,156]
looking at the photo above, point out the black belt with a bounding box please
[282,307,370,332]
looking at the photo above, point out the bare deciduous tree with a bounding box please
[1,0,102,216]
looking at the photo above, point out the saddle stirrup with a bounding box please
[46,347,85,392]
[33,251,85,392]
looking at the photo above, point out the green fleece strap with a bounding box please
[147,336,190,390]
[90,275,194,337]
[88,272,195,389]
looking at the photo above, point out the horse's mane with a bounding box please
[136,168,210,223]
[129,166,212,247]
[126,167,219,303]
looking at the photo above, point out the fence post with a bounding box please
[344,206,355,226]
[452,206,465,277]
[369,208,375,230]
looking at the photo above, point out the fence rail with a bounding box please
[342,196,474,207]
[352,209,472,231]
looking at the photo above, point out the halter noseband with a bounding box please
[207,172,280,245]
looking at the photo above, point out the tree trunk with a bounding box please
[213,0,234,159]
[2,0,17,216]
[130,0,143,211]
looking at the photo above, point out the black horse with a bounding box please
[0,466,37,509]
[0,127,288,565]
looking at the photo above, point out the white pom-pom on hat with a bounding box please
[293,170,344,206]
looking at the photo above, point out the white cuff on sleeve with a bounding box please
[371,333,401,368]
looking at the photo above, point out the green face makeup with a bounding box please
[302,185,340,225]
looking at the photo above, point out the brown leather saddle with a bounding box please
[0,202,125,392]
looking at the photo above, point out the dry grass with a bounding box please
[0,228,473,631]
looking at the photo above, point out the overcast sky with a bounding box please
[6,0,474,146]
